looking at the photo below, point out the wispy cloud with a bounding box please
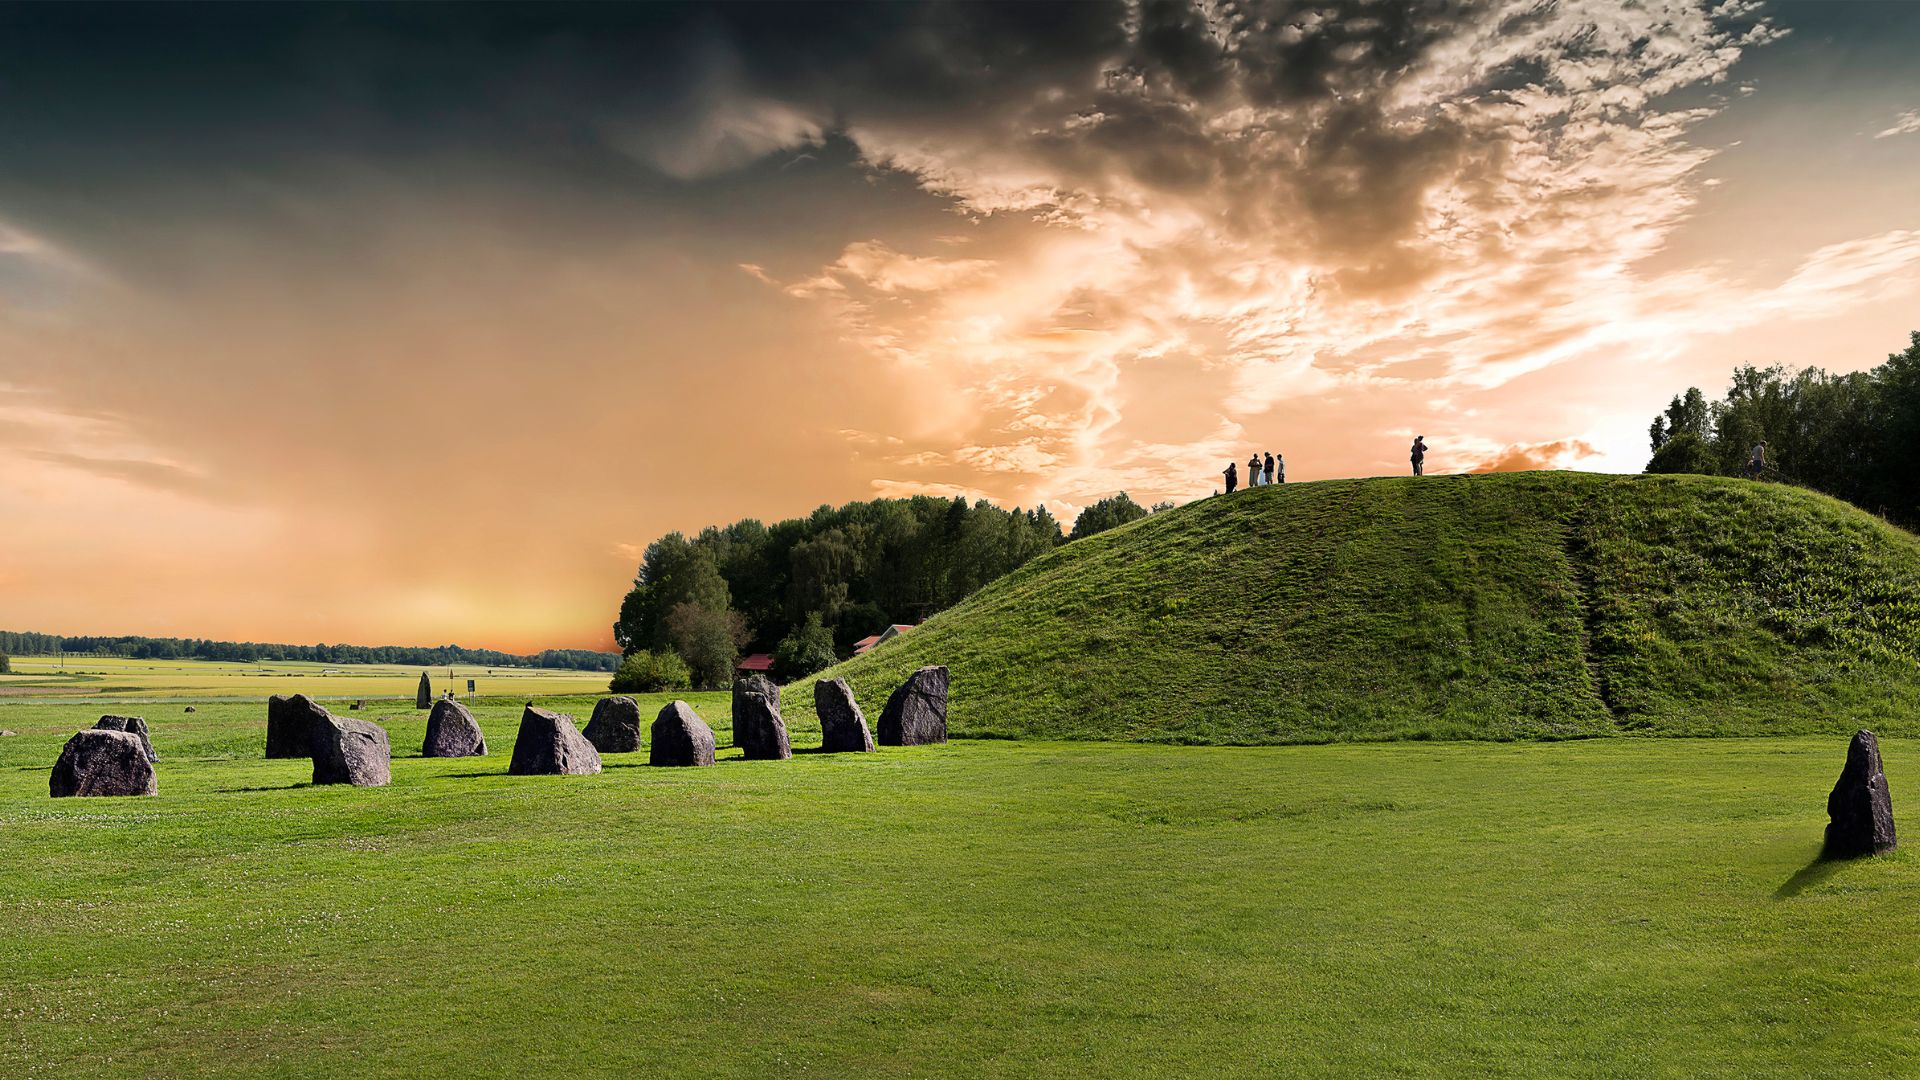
[1873,109,1920,139]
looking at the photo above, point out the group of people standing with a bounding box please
[1222,451,1284,493]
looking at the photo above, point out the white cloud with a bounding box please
[1873,110,1920,139]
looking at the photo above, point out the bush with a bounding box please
[773,613,839,681]
[609,650,691,693]
[0,651,9,673]
[1645,433,1718,476]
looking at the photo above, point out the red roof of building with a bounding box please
[737,653,774,672]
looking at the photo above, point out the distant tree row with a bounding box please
[613,494,1130,689]
[0,630,618,672]
[1645,331,1920,529]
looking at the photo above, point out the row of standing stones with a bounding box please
[48,665,950,794]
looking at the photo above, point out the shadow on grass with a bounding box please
[215,782,310,793]
[1775,853,1845,899]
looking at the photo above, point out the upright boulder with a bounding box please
[582,696,644,754]
[878,665,949,746]
[422,698,487,758]
[416,672,432,710]
[1825,729,1897,858]
[265,694,329,758]
[732,675,791,760]
[50,729,156,798]
[309,714,392,787]
[508,706,602,776]
[815,678,875,753]
[650,701,716,767]
[94,715,158,763]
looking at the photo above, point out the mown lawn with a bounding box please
[2,701,1915,1077]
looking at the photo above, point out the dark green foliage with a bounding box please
[665,603,749,690]
[1069,492,1149,541]
[0,630,616,671]
[1644,432,1718,475]
[608,650,692,693]
[0,651,9,673]
[612,495,1065,657]
[1646,331,1920,527]
[785,472,1920,744]
[773,613,839,681]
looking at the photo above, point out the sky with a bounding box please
[2,0,1918,653]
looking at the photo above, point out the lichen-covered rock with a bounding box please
[1825,729,1897,858]
[265,694,329,758]
[878,666,949,746]
[582,696,644,754]
[508,706,602,776]
[422,698,487,758]
[94,715,158,762]
[732,675,791,760]
[309,714,392,787]
[50,729,157,798]
[650,701,716,767]
[815,678,875,753]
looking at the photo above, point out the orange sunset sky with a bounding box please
[3,1,1919,652]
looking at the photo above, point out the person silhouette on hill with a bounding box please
[1264,452,1275,486]
[1223,460,1238,494]
[1745,440,1768,480]
[1411,436,1427,477]
[1248,453,1263,487]
[1274,453,1285,484]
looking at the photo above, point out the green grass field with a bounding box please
[0,655,611,702]
[1,697,1914,1077]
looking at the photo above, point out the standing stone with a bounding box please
[508,706,602,776]
[650,701,716,767]
[94,715,158,762]
[309,714,392,787]
[50,729,157,797]
[1825,729,1897,858]
[265,694,330,758]
[422,698,487,758]
[416,672,433,710]
[732,675,791,761]
[878,666,949,746]
[582,696,644,754]
[815,678,875,753]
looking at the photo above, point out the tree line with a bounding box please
[0,630,619,672]
[1645,330,1920,530]
[610,492,1157,691]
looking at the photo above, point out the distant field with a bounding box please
[0,655,610,702]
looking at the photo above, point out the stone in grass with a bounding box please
[309,713,392,787]
[422,698,487,758]
[814,678,875,753]
[265,693,330,758]
[508,706,602,776]
[50,729,156,798]
[878,666,949,747]
[1825,729,1897,858]
[183,706,196,714]
[94,715,159,763]
[732,674,791,761]
[650,701,716,767]
[582,696,644,754]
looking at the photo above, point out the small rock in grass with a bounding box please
[309,713,392,787]
[1825,729,1896,858]
[265,693,329,758]
[50,729,156,798]
[94,715,158,762]
[0,729,16,737]
[582,696,644,754]
[650,701,716,767]
[508,706,602,776]
[815,678,875,753]
[183,706,196,714]
[878,666,949,747]
[732,675,791,761]
[422,698,487,758]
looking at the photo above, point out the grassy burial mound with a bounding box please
[785,472,1920,744]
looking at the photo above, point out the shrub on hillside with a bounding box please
[0,651,9,673]
[1645,433,1718,476]
[609,650,691,693]
[773,613,838,681]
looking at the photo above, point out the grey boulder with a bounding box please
[732,675,791,760]
[1825,729,1897,858]
[422,698,487,758]
[508,706,602,776]
[650,701,716,767]
[878,666,949,746]
[815,678,875,753]
[309,714,392,787]
[94,715,158,762]
[265,693,329,758]
[50,729,157,797]
[582,696,644,754]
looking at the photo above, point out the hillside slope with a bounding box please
[782,472,1920,744]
